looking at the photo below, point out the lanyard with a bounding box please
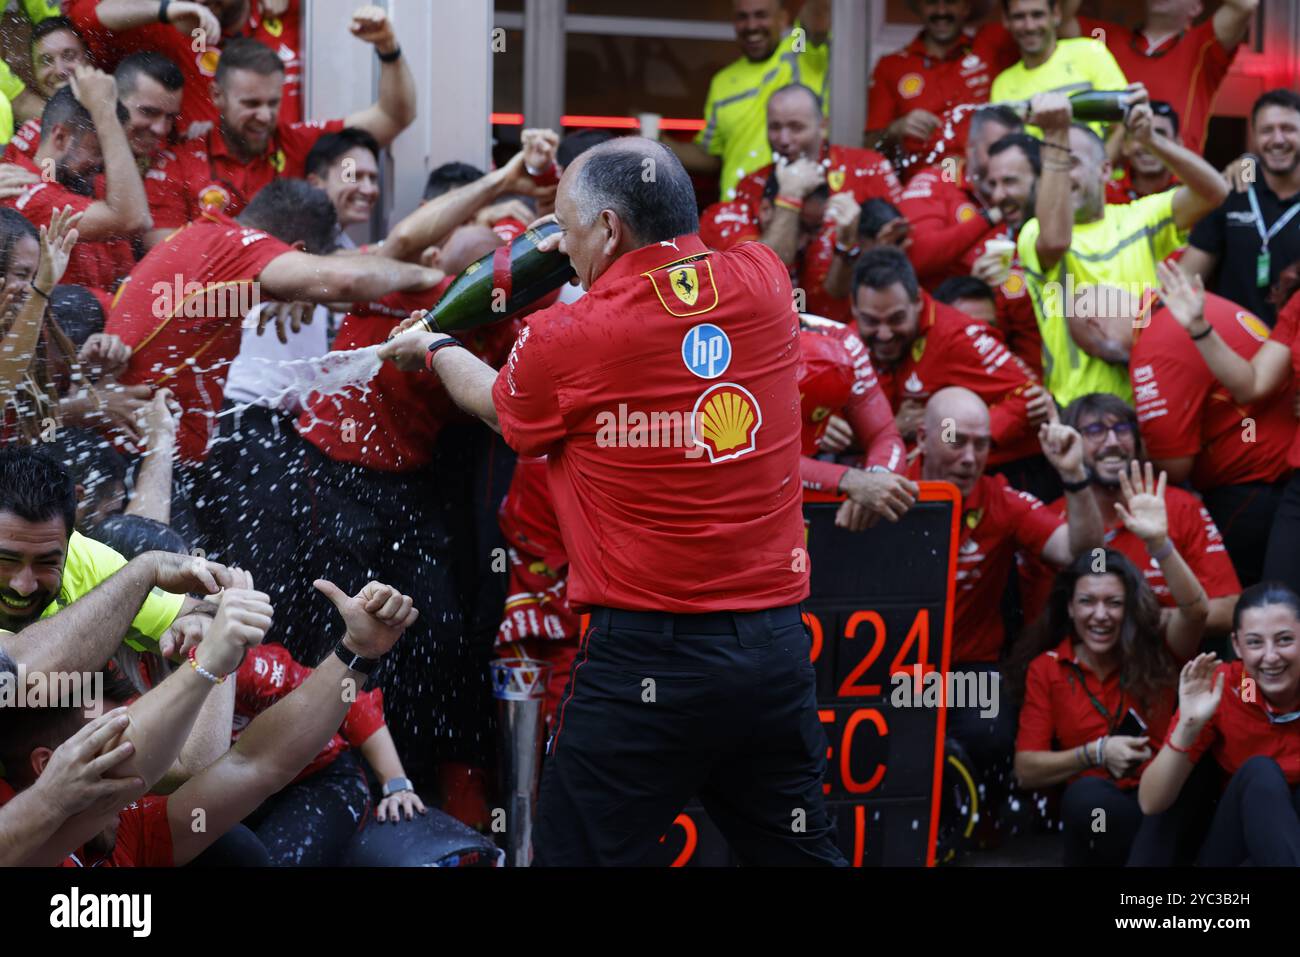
[1064,659,1127,732]
[1247,185,1300,251]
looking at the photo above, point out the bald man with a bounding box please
[899,387,1101,798]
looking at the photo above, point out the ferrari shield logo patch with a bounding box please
[645,255,718,317]
[828,169,845,192]
[670,266,699,307]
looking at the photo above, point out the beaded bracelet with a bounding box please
[188,646,227,685]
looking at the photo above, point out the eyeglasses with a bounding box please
[1078,421,1136,440]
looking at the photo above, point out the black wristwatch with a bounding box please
[335,640,381,675]
[425,336,463,372]
[1061,474,1092,494]
[377,45,403,64]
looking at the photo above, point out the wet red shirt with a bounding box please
[492,234,809,613]
[61,797,174,867]
[1018,637,1178,789]
[65,0,304,136]
[148,118,345,227]
[234,644,385,783]
[897,162,997,288]
[867,24,1020,177]
[875,292,1041,466]
[1105,166,1175,206]
[106,212,292,463]
[1020,486,1242,623]
[1132,293,1294,490]
[797,322,905,491]
[1077,16,1238,157]
[1170,660,1300,784]
[2,151,136,297]
[1255,295,1300,469]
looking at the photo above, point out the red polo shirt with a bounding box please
[797,325,906,491]
[1105,166,1175,206]
[1257,295,1300,470]
[61,796,174,867]
[2,151,136,299]
[897,162,997,288]
[875,292,1041,466]
[492,234,809,613]
[106,212,293,463]
[867,24,1020,177]
[1076,16,1238,157]
[298,284,457,473]
[3,118,41,163]
[65,0,304,136]
[1020,485,1241,623]
[148,118,345,228]
[1132,293,1294,490]
[1168,660,1300,784]
[699,200,760,251]
[235,644,384,784]
[1018,637,1178,789]
[939,470,1063,663]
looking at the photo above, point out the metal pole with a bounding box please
[829,0,871,148]
[523,0,566,131]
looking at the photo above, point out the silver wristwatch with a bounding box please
[382,776,414,798]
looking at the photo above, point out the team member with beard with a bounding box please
[1140,584,1300,864]
[1019,393,1241,637]
[0,68,148,304]
[1011,537,1208,866]
[1182,90,1300,326]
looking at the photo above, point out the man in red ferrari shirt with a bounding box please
[105,179,442,554]
[1019,392,1243,633]
[66,0,304,135]
[850,246,1051,481]
[867,0,1028,175]
[1076,0,1257,156]
[885,386,1101,809]
[0,570,418,867]
[2,68,149,304]
[142,13,414,245]
[381,138,847,867]
[897,104,1022,290]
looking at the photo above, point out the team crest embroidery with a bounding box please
[1235,310,1270,343]
[827,169,846,191]
[692,383,762,463]
[811,406,831,422]
[263,16,284,38]
[964,508,984,530]
[670,266,699,307]
[644,256,718,317]
[270,149,287,173]
[198,49,221,77]
[198,183,231,213]
[898,73,924,99]
[911,337,927,363]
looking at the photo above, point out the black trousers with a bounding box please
[534,605,847,867]
[1263,472,1300,595]
[1202,478,1289,589]
[244,751,371,867]
[1060,776,1144,867]
[296,444,467,784]
[1197,756,1300,866]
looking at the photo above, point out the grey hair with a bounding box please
[570,139,699,245]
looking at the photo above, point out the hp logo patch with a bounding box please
[682,323,732,379]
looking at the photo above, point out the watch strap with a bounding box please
[335,641,380,675]
[425,336,463,372]
[1061,475,1092,494]
[377,45,403,63]
[382,776,414,797]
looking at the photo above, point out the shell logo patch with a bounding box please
[956,204,978,223]
[1001,272,1026,298]
[198,49,221,77]
[827,169,846,191]
[644,255,718,317]
[1235,310,1270,343]
[692,383,762,463]
[198,183,231,213]
[898,73,924,99]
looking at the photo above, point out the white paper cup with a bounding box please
[984,238,1016,284]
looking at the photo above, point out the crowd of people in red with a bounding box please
[0,0,1298,869]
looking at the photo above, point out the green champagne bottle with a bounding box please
[998,89,1133,124]
[416,221,576,334]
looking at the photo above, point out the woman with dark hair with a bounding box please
[1159,262,1300,595]
[1010,462,1209,865]
[1139,582,1300,864]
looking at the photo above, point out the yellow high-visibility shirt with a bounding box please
[990,37,1128,137]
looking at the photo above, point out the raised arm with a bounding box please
[377,313,501,432]
[0,551,233,675]
[1124,101,1228,232]
[1029,93,1075,274]
[90,0,221,44]
[1214,0,1259,49]
[762,158,825,267]
[1157,262,1292,405]
[342,6,416,148]
[0,206,79,396]
[1139,653,1223,814]
[166,578,417,865]
[67,66,151,239]
[257,250,443,304]
[1039,416,1105,565]
[1114,462,1209,661]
